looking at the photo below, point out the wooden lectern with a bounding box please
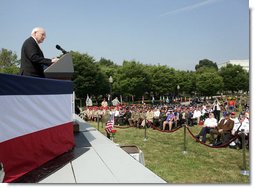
[44,53,74,80]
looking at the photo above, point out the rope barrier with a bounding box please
[186,126,240,148]
[95,117,241,150]
[149,122,240,149]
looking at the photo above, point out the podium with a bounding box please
[44,53,74,80]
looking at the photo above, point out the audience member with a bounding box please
[162,109,177,131]
[230,112,249,149]
[195,112,217,143]
[101,98,108,108]
[212,98,221,122]
[210,112,234,146]
[192,106,202,125]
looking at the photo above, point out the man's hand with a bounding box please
[51,57,59,63]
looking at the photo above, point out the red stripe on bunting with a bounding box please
[0,122,75,183]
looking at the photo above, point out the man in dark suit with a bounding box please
[20,27,58,78]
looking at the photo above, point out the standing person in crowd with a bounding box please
[101,98,108,108]
[228,98,235,112]
[212,98,221,122]
[20,27,58,77]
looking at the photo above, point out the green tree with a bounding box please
[146,65,177,96]
[219,64,249,93]
[195,69,223,97]
[71,51,107,98]
[97,58,114,67]
[176,70,196,96]
[114,61,149,98]
[195,59,218,71]
[0,48,20,74]
[97,57,119,86]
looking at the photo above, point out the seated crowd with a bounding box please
[78,101,249,148]
[195,111,249,147]
[79,104,205,130]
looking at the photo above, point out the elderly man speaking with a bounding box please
[20,27,58,78]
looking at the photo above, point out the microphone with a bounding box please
[56,45,67,54]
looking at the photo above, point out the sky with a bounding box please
[0,0,249,71]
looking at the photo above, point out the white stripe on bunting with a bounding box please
[0,94,73,143]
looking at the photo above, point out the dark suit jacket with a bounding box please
[20,37,52,77]
[218,118,234,133]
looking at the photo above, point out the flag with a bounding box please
[86,94,90,106]
[105,114,114,133]
[152,96,155,104]
[105,120,114,133]
[108,94,110,102]
[166,97,169,103]
[0,73,74,182]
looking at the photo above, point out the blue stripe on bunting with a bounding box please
[0,73,73,95]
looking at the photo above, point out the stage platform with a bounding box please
[14,114,166,183]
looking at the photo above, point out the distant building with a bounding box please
[218,59,249,72]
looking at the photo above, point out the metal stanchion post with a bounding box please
[183,123,187,154]
[144,117,147,141]
[97,115,99,131]
[240,129,249,176]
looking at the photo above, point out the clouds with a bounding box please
[159,0,221,17]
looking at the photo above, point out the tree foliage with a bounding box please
[195,69,223,97]
[114,61,150,97]
[0,48,20,74]
[146,65,177,96]
[176,70,196,95]
[0,48,249,100]
[219,64,249,93]
[71,51,108,98]
[195,59,218,71]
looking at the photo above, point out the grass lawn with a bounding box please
[89,121,250,184]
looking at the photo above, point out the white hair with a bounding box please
[31,27,45,35]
